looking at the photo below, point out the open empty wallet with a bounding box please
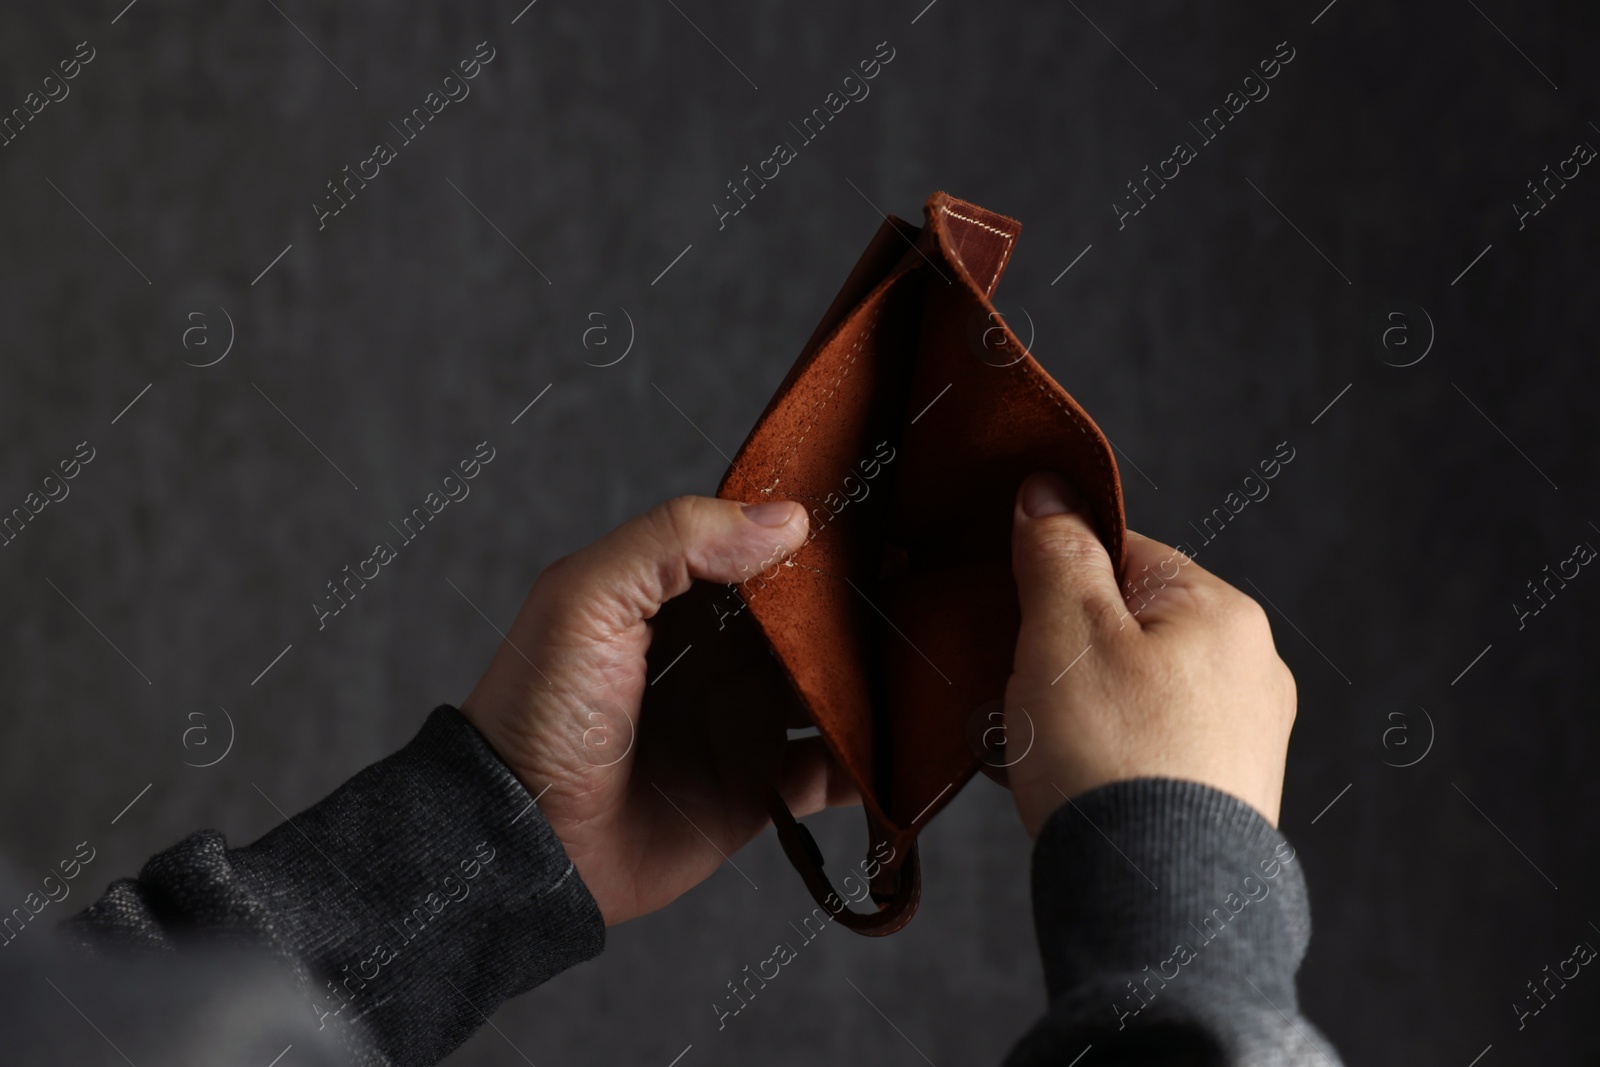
[711,191,1128,934]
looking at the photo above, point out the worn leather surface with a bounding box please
[716,192,1128,932]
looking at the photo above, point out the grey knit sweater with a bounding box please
[21,706,1340,1065]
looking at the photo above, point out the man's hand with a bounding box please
[1002,472,1298,837]
[459,497,859,926]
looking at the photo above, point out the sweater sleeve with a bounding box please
[61,705,606,1067]
[1003,778,1343,1066]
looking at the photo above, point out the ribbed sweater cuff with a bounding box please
[231,705,605,1066]
[1031,777,1310,1010]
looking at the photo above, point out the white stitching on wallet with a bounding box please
[940,204,1016,296]
[941,205,1014,245]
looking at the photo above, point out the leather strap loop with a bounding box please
[765,787,920,936]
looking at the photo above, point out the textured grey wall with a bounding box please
[1,0,1596,1063]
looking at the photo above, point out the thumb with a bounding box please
[540,496,809,634]
[1011,472,1126,669]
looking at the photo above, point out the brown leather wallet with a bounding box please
[713,191,1127,934]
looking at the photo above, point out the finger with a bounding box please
[779,737,863,816]
[1011,472,1128,658]
[542,496,809,636]
[1116,529,1234,628]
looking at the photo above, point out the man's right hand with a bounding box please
[1002,472,1299,838]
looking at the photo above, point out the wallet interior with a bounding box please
[718,192,1127,860]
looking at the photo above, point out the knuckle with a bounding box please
[1169,579,1227,622]
[1244,595,1273,631]
[536,550,580,595]
[1227,588,1273,632]
[1028,520,1107,568]
[530,553,586,628]
[1080,591,1128,634]
[652,495,703,543]
[641,496,717,575]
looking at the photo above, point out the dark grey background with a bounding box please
[2,0,1596,1063]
